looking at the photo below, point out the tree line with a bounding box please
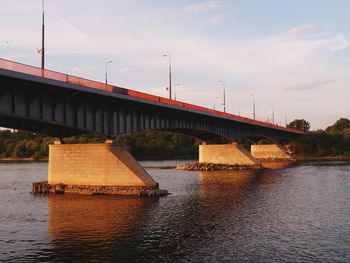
[0,118,349,160]
[290,118,350,157]
[0,130,200,160]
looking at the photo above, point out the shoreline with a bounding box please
[0,156,349,164]
[295,156,350,161]
[0,158,48,163]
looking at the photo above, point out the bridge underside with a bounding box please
[0,69,300,142]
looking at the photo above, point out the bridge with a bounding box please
[0,58,302,142]
[0,58,303,196]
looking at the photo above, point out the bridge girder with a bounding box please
[0,69,301,143]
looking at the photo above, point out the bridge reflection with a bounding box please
[46,168,289,261]
[48,195,157,259]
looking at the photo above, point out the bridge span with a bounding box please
[0,58,302,142]
[0,58,303,195]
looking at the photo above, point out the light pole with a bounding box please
[105,60,112,84]
[270,104,275,124]
[41,0,45,69]
[238,105,242,116]
[174,83,181,100]
[163,54,172,100]
[213,96,218,110]
[249,94,255,120]
[284,111,288,127]
[219,80,226,113]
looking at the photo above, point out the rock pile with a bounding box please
[176,162,263,171]
[32,181,168,196]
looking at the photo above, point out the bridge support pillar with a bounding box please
[199,142,260,165]
[251,144,295,161]
[33,142,167,196]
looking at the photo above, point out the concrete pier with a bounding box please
[199,143,260,165]
[33,142,167,196]
[251,144,295,161]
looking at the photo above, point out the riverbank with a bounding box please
[295,156,350,161]
[177,162,264,171]
[0,157,48,163]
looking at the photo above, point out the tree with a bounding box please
[287,119,310,132]
[326,118,350,133]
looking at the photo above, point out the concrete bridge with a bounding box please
[0,58,303,195]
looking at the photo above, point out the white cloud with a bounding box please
[288,24,317,34]
[185,1,221,13]
[329,34,350,50]
[208,14,225,27]
[1,3,349,129]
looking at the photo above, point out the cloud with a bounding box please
[288,24,317,34]
[287,80,335,91]
[116,67,132,75]
[207,14,225,27]
[185,1,220,13]
[72,65,97,73]
[329,34,350,50]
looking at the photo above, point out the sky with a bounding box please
[1,0,349,130]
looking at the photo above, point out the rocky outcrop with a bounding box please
[176,162,263,171]
[32,181,168,196]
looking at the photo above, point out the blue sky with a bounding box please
[1,0,349,129]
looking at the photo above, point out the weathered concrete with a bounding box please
[199,143,260,165]
[251,144,295,161]
[48,142,156,187]
[41,142,167,195]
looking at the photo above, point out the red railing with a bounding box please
[0,58,304,134]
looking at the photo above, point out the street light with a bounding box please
[249,94,255,120]
[213,96,218,110]
[238,105,242,116]
[270,104,275,124]
[174,83,181,100]
[219,80,226,113]
[105,60,112,84]
[284,110,288,127]
[163,54,172,100]
[41,0,45,69]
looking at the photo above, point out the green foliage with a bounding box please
[0,130,199,160]
[294,118,350,157]
[287,119,310,132]
[326,118,350,133]
[115,131,200,159]
[1,117,349,160]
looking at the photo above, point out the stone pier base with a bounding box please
[32,181,167,196]
[33,142,168,196]
[199,142,260,166]
[251,144,295,161]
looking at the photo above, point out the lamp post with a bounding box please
[213,96,218,110]
[270,104,275,124]
[249,94,255,120]
[105,60,112,85]
[41,0,45,69]
[163,54,172,100]
[284,111,288,127]
[219,80,226,113]
[238,105,242,116]
[174,83,181,100]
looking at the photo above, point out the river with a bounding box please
[0,161,349,262]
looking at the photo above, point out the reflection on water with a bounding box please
[1,161,350,262]
[48,195,156,260]
[48,196,155,240]
[260,161,296,170]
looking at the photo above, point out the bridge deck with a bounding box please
[0,58,303,135]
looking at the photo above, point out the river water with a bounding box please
[0,161,349,262]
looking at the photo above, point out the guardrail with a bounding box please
[0,58,303,134]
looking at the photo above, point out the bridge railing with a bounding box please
[0,58,303,134]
